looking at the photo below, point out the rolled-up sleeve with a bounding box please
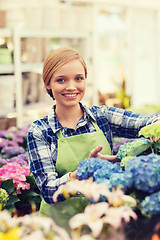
[103,106,158,138]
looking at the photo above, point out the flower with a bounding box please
[0,162,30,194]
[77,157,122,181]
[69,202,110,238]
[151,234,160,240]
[69,202,137,238]
[117,137,149,160]
[0,210,70,240]
[0,158,7,166]
[112,137,135,155]
[102,205,137,229]
[106,188,136,208]
[125,154,160,193]
[0,227,19,240]
[139,123,160,140]
[1,146,25,158]
[17,214,70,239]
[0,188,9,209]
[120,156,134,168]
[141,191,160,217]
[53,179,110,203]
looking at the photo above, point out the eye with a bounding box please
[57,78,65,83]
[76,76,84,81]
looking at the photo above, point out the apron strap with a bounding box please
[56,120,100,140]
[56,128,63,139]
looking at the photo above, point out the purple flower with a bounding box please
[1,146,25,157]
[0,138,9,149]
[8,158,28,166]
[8,153,29,166]
[0,130,9,138]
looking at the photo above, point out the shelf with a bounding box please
[0,64,14,74]
[21,63,43,74]
[0,63,43,74]
[19,29,90,39]
[0,28,13,37]
[0,27,91,128]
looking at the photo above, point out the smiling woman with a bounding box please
[47,59,86,123]
[27,47,160,229]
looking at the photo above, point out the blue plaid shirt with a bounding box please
[27,102,157,204]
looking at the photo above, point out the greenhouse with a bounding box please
[0,0,160,240]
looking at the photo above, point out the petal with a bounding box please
[88,219,104,238]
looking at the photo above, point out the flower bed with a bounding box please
[0,123,160,240]
[0,126,42,215]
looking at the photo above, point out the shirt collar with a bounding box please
[48,102,96,133]
[48,105,62,133]
[79,102,96,122]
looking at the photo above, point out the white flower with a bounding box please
[107,188,137,207]
[69,202,109,238]
[0,210,18,230]
[53,179,110,202]
[103,205,137,229]
[17,213,70,240]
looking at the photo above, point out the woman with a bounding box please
[27,47,159,226]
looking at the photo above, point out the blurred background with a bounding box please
[0,0,160,129]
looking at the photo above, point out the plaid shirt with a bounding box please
[27,102,157,204]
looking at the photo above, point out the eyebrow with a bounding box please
[55,73,84,78]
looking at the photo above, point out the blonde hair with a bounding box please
[42,47,87,99]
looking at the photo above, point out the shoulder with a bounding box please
[85,104,106,114]
[27,115,53,139]
[87,104,121,117]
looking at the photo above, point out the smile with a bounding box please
[63,93,78,97]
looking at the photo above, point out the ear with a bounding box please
[46,84,51,90]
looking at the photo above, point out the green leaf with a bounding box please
[19,190,40,198]
[26,174,36,185]
[155,142,160,150]
[5,195,19,209]
[130,144,150,156]
[0,179,14,194]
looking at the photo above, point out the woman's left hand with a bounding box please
[89,145,120,163]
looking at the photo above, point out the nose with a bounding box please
[66,80,77,91]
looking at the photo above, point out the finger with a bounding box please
[98,154,121,163]
[70,170,77,180]
[89,145,103,158]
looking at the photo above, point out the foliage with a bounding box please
[138,123,160,154]
[139,123,160,139]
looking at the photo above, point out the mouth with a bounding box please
[62,93,79,99]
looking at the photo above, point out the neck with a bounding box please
[55,103,83,129]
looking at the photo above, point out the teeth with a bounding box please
[65,94,77,97]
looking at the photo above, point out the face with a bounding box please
[47,59,86,109]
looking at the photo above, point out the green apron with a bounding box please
[39,121,111,230]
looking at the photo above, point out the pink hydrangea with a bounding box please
[0,162,30,194]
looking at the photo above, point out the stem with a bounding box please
[154,142,157,154]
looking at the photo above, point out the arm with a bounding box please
[103,106,159,139]
[27,123,70,205]
[89,106,159,161]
